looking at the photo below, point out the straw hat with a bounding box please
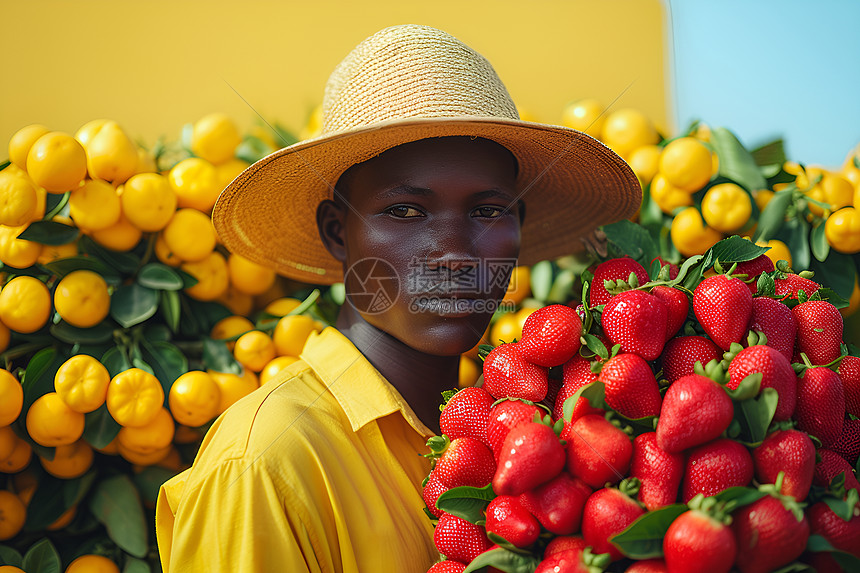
[213,24,641,285]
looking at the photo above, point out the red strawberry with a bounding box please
[519,471,592,535]
[795,366,845,447]
[439,387,494,445]
[752,428,816,500]
[659,336,723,384]
[581,484,645,561]
[652,257,680,280]
[732,492,810,573]
[433,513,492,563]
[602,289,668,361]
[749,296,796,363]
[432,437,496,489]
[649,285,689,340]
[553,380,603,424]
[486,399,543,461]
[663,507,737,573]
[793,300,843,365]
[656,374,734,454]
[681,439,754,502]
[727,344,797,420]
[807,499,860,558]
[813,448,860,491]
[734,254,775,293]
[693,274,753,350]
[589,257,650,307]
[837,355,860,417]
[554,355,602,422]
[564,414,632,489]
[630,432,684,511]
[484,495,540,548]
[832,417,860,466]
[518,304,583,367]
[422,472,449,518]
[543,535,587,557]
[534,550,589,573]
[625,559,668,573]
[774,273,821,301]
[493,420,566,496]
[598,353,662,419]
[427,561,467,573]
[482,343,549,402]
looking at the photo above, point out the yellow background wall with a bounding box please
[1,0,669,147]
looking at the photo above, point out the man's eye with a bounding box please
[386,205,423,218]
[472,206,504,218]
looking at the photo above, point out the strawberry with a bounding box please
[652,257,680,280]
[807,499,860,559]
[518,304,583,367]
[659,336,722,385]
[656,374,734,454]
[749,296,796,363]
[734,254,775,293]
[589,257,650,307]
[681,439,754,502]
[422,472,449,518]
[484,495,540,548]
[832,417,860,466]
[813,448,860,491]
[649,285,689,340]
[793,300,844,365]
[727,344,797,420]
[482,342,549,402]
[554,355,602,422]
[564,414,632,489]
[553,380,603,424]
[533,550,588,573]
[598,353,662,419]
[427,561,467,573]
[486,399,543,461]
[732,490,810,573]
[519,471,592,535]
[543,535,587,557]
[439,387,494,445]
[493,420,566,496]
[630,432,684,511]
[663,506,737,573]
[774,273,821,301]
[752,428,816,500]
[431,436,496,489]
[601,289,668,361]
[624,559,668,573]
[581,482,645,561]
[837,355,860,417]
[433,513,492,563]
[693,274,753,350]
[795,366,845,448]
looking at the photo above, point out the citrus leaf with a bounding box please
[20,347,65,411]
[160,290,181,332]
[141,340,188,398]
[123,557,151,573]
[435,484,495,524]
[732,387,779,446]
[753,189,794,242]
[750,139,787,168]
[101,346,131,378]
[42,255,120,283]
[78,235,140,274]
[710,127,767,192]
[44,190,70,219]
[110,283,159,328]
[63,470,97,507]
[133,466,175,505]
[610,503,686,559]
[24,473,68,531]
[810,251,855,302]
[811,222,830,263]
[50,320,114,345]
[16,220,79,246]
[701,236,769,270]
[0,546,23,567]
[137,263,184,291]
[530,260,554,301]
[602,219,660,268]
[88,474,148,558]
[463,546,540,573]
[21,538,61,573]
[202,337,243,374]
[82,403,121,449]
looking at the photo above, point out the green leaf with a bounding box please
[807,534,860,570]
[562,380,609,422]
[710,127,767,191]
[750,139,787,168]
[712,486,767,508]
[21,538,61,573]
[610,504,687,559]
[63,470,98,507]
[44,190,70,219]
[0,546,23,567]
[21,347,65,411]
[50,320,114,345]
[79,235,140,274]
[435,484,495,524]
[24,474,68,531]
[754,189,794,242]
[161,290,181,332]
[43,255,120,283]
[202,337,243,375]
[123,557,152,573]
[137,262,184,291]
[810,251,856,302]
[726,372,762,401]
[82,402,121,449]
[782,217,811,271]
[462,546,540,573]
[581,333,609,360]
[547,269,576,303]
[101,346,131,378]
[732,387,779,446]
[770,563,814,573]
[702,236,770,269]
[530,260,554,301]
[16,220,79,246]
[141,340,188,398]
[133,465,175,504]
[88,474,149,558]
[811,222,830,263]
[602,219,660,268]
[110,283,159,328]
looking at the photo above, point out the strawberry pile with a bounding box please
[423,237,860,573]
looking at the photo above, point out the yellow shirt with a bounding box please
[155,327,438,572]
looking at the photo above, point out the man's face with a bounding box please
[332,137,522,356]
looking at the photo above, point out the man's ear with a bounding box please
[317,199,347,263]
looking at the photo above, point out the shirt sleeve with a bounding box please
[156,457,323,573]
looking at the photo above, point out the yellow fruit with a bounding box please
[807,172,854,217]
[0,427,15,462]
[600,108,659,159]
[264,297,302,317]
[65,555,120,573]
[0,490,26,541]
[26,132,87,193]
[0,224,42,269]
[0,565,26,572]
[701,182,753,233]
[8,124,50,170]
[0,323,8,354]
[692,122,712,143]
[26,392,85,447]
[46,504,76,530]
[38,240,78,265]
[154,233,182,267]
[0,172,37,227]
[191,113,242,165]
[259,355,298,385]
[83,120,138,184]
[228,253,276,296]
[501,266,531,307]
[216,284,254,317]
[168,157,222,213]
[233,330,277,372]
[753,189,775,213]
[119,173,177,232]
[53,270,111,328]
[95,437,119,456]
[649,173,693,214]
[214,157,250,190]
[117,407,174,454]
[90,213,142,252]
[68,179,121,231]
[210,315,255,343]
[117,442,171,466]
[273,314,317,357]
[40,440,94,479]
[0,275,51,333]
[658,137,713,192]
[0,370,23,426]
[169,371,221,427]
[458,356,480,388]
[54,354,110,413]
[0,438,31,473]
[161,208,216,262]
[74,119,110,147]
[825,207,860,254]
[210,369,259,413]
[671,207,723,258]
[106,368,164,427]
[181,251,229,301]
[135,148,158,174]
[489,309,532,345]
[173,425,204,445]
[755,239,792,268]
[627,144,662,186]
[560,99,605,137]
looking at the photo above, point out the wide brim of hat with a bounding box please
[212,116,641,285]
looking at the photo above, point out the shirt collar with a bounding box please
[300,327,435,438]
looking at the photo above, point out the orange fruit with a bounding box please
[0,369,23,426]
[560,99,605,137]
[182,251,229,301]
[0,276,52,333]
[0,171,38,227]
[658,137,713,192]
[53,270,111,328]
[54,354,111,413]
[210,315,255,347]
[119,173,177,232]
[8,124,50,170]
[168,371,221,427]
[0,224,42,269]
[649,173,693,214]
[627,144,662,186]
[600,108,659,159]
[26,392,85,447]
[217,285,255,317]
[209,369,259,414]
[90,213,142,252]
[26,132,87,193]
[0,490,26,540]
[82,120,138,184]
[0,426,15,462]
[501,266,531,307]
[264,297,302,317]
[671,207,723,258]
[117,407,174,454]
[161,208,217,262]
[154,233,182,267]
[168,157,222,213]
[65,555,120,573]
[117,442,171,466]
[191,113,242,165]
[259,355,299,385]
[0,437,31,473]
[40,440,94,479]
[227,253,276,296]
[458,356,480,388]
[106,368,164,427]
[233,330,277,372]
[273,314,317,357]
[68,179,121,231]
